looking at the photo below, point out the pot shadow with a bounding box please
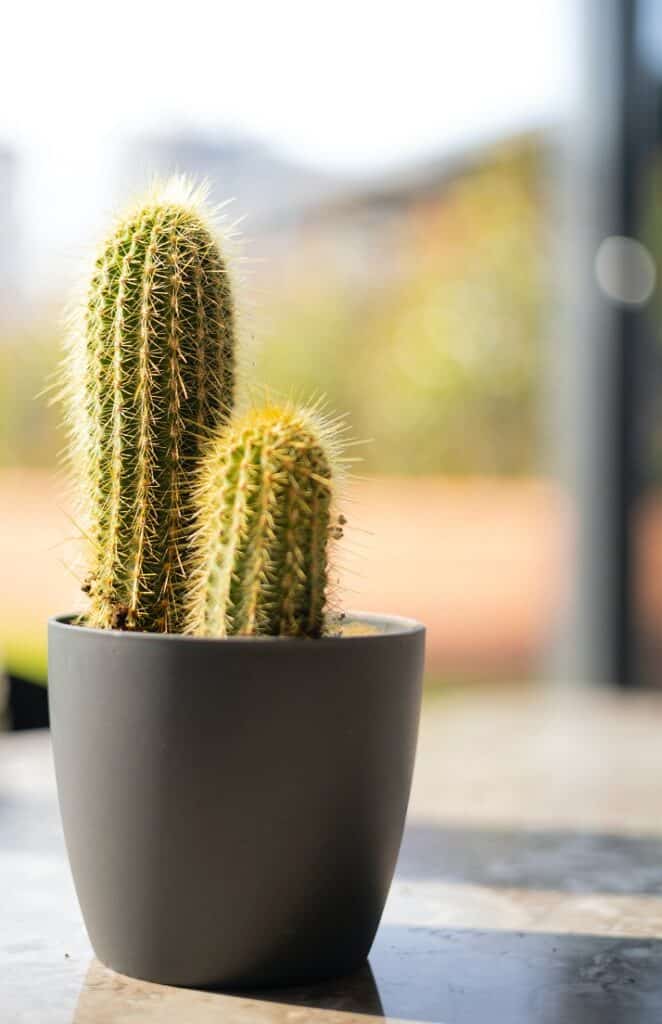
[397,822,662,895]
[72,926,662,1024]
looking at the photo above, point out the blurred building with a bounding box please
[122,132,342,237]
[280,134,542,288]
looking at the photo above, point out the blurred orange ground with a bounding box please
[343,476,566,678]
[0,470,573,680]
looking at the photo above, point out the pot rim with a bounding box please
[49,610,425,648]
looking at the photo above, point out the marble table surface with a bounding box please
[4,686,662,1024]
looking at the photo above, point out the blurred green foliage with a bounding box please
[0,140,545,475]
[4,631,48,685]
[0,320,63,466]
[254,140,545,475]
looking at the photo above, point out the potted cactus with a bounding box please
[48,179,425,989]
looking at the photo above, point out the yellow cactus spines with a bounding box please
[64,178,237,632]
[188,402,347,638]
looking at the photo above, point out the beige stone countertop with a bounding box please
[4,686,662,1023]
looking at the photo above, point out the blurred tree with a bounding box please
[254,139,546,475]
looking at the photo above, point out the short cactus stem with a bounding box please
[188,403,346,638]
[66,178,236,633]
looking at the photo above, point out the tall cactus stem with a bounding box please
[63,177,237,632]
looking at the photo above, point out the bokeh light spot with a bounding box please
[595,235,656,308]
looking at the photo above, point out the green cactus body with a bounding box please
[70,179,236,632]
[188,404,344,638]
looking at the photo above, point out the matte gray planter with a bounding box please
[48,612,425,989]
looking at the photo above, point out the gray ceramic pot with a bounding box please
[48,612,425,989]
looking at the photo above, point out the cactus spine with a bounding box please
[188,403,345,637]
[69,178,236,632]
